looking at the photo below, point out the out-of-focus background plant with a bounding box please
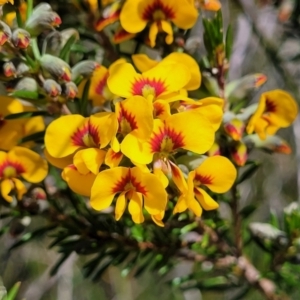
[0,0,300,299]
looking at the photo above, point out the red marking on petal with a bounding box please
[52,16,62,26]
[113,27,136,44]
[265,98,276,113]
[71,120,100,147]
[0,32,9,46]
[132,78,167,98]
[142,0,176,20]
[118,104,138,133]
[95,9,120,31]
[194,174,213,185]
[112,169,147,194]
[153,102,165,117]
[0,160,26,178]
[150,126,185,153]
[95,72,109,95]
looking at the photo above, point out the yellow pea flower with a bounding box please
[173,156,236,216]
[247,90,298,140]
[120,0,198,47]
[132,52,201,91]
[107,61,191,102]
[0,147,48,202]
[122,111,215,165]
[90,167,168,224]
[0,0,13,5]
[223,118,245,141]
[77,59,126,107]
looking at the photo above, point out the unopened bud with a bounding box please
[1,61,16,78]
[231,142,247,166]
[207,142,221,157]
[14,77,38,92]
[224,118,245,141]
[62,81,78,99]
[32,2,52,14]
[71,60,100,81]
[12,28,31,49]
[43,79,62,97]
[16,62,30,76]
[40,54,72,81]
[25,11,61,36]
[0,20,12,46]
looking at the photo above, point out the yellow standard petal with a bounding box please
[8,147,48,183]
[194,156,237,193]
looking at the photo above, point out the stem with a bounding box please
[31,38,41,60]
[231,183,243,256]
[26,0,33,20]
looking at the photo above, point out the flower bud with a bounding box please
[1,61,16,78]
[43,79,62,97]
[62,81,78,99]
[224,118,245,141]
[71,60,100,81]
[32,2,52,14]
[16,62,30,76]
[14,77,38,92]
[231,142,247,166]
[25,11,61,36]
[40,54,72,82]
[0,20,12,46]
[12,28,31,49]
[207,142,221,157]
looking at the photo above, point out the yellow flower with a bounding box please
[231,142,247,167]
[132,52,201,91]
[223,118,245,141]
[107,61,190,102]
[77,59,126,107]
[0,0,13,5]
[95,1,122,31]
[90,167,168,224]
[173,156,236,216]
[0,147,48,202]
[122,111,215,165]
[246,90,298,140]
[120,0,198,47]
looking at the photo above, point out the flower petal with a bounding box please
[194,156,237,193]
[12,178,27,200]
[90,167,129,211]
[195,187,219,210]
[115,192,126,221]
[105,149,123,168]
[1,179,14,202]
[9,147,48,183]
[44,149,73,169]
[132,54,159,73]
[62,166,96,197]
[128,191,144,224]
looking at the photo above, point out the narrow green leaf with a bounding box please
[79,79,91,116]
[59,35,78,62]
[270,209,280,229]
[5,111,48,120]
[6,282,21,300]
[225,24,233,60]
[18,130,45,144]
[237,162,260,184]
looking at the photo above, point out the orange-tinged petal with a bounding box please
[12,178,27,200]
[1,179,14,202]
[62,166,96,197]
[0,120,24,151]
[105,149,123,168]
[90,167,128,211]
[200,0,221,11]
[94,1,121,31]
[112,26,136,44]
[151,212,164,227]
[9,147,48,183]
[74,148,106,175]
[153,100,171,120]
[169,161,188,193]
[44,149,73,169]
[231,142,248,167]
[194,187,219,210]
[194,156,237,193]
[0,96,24,116]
